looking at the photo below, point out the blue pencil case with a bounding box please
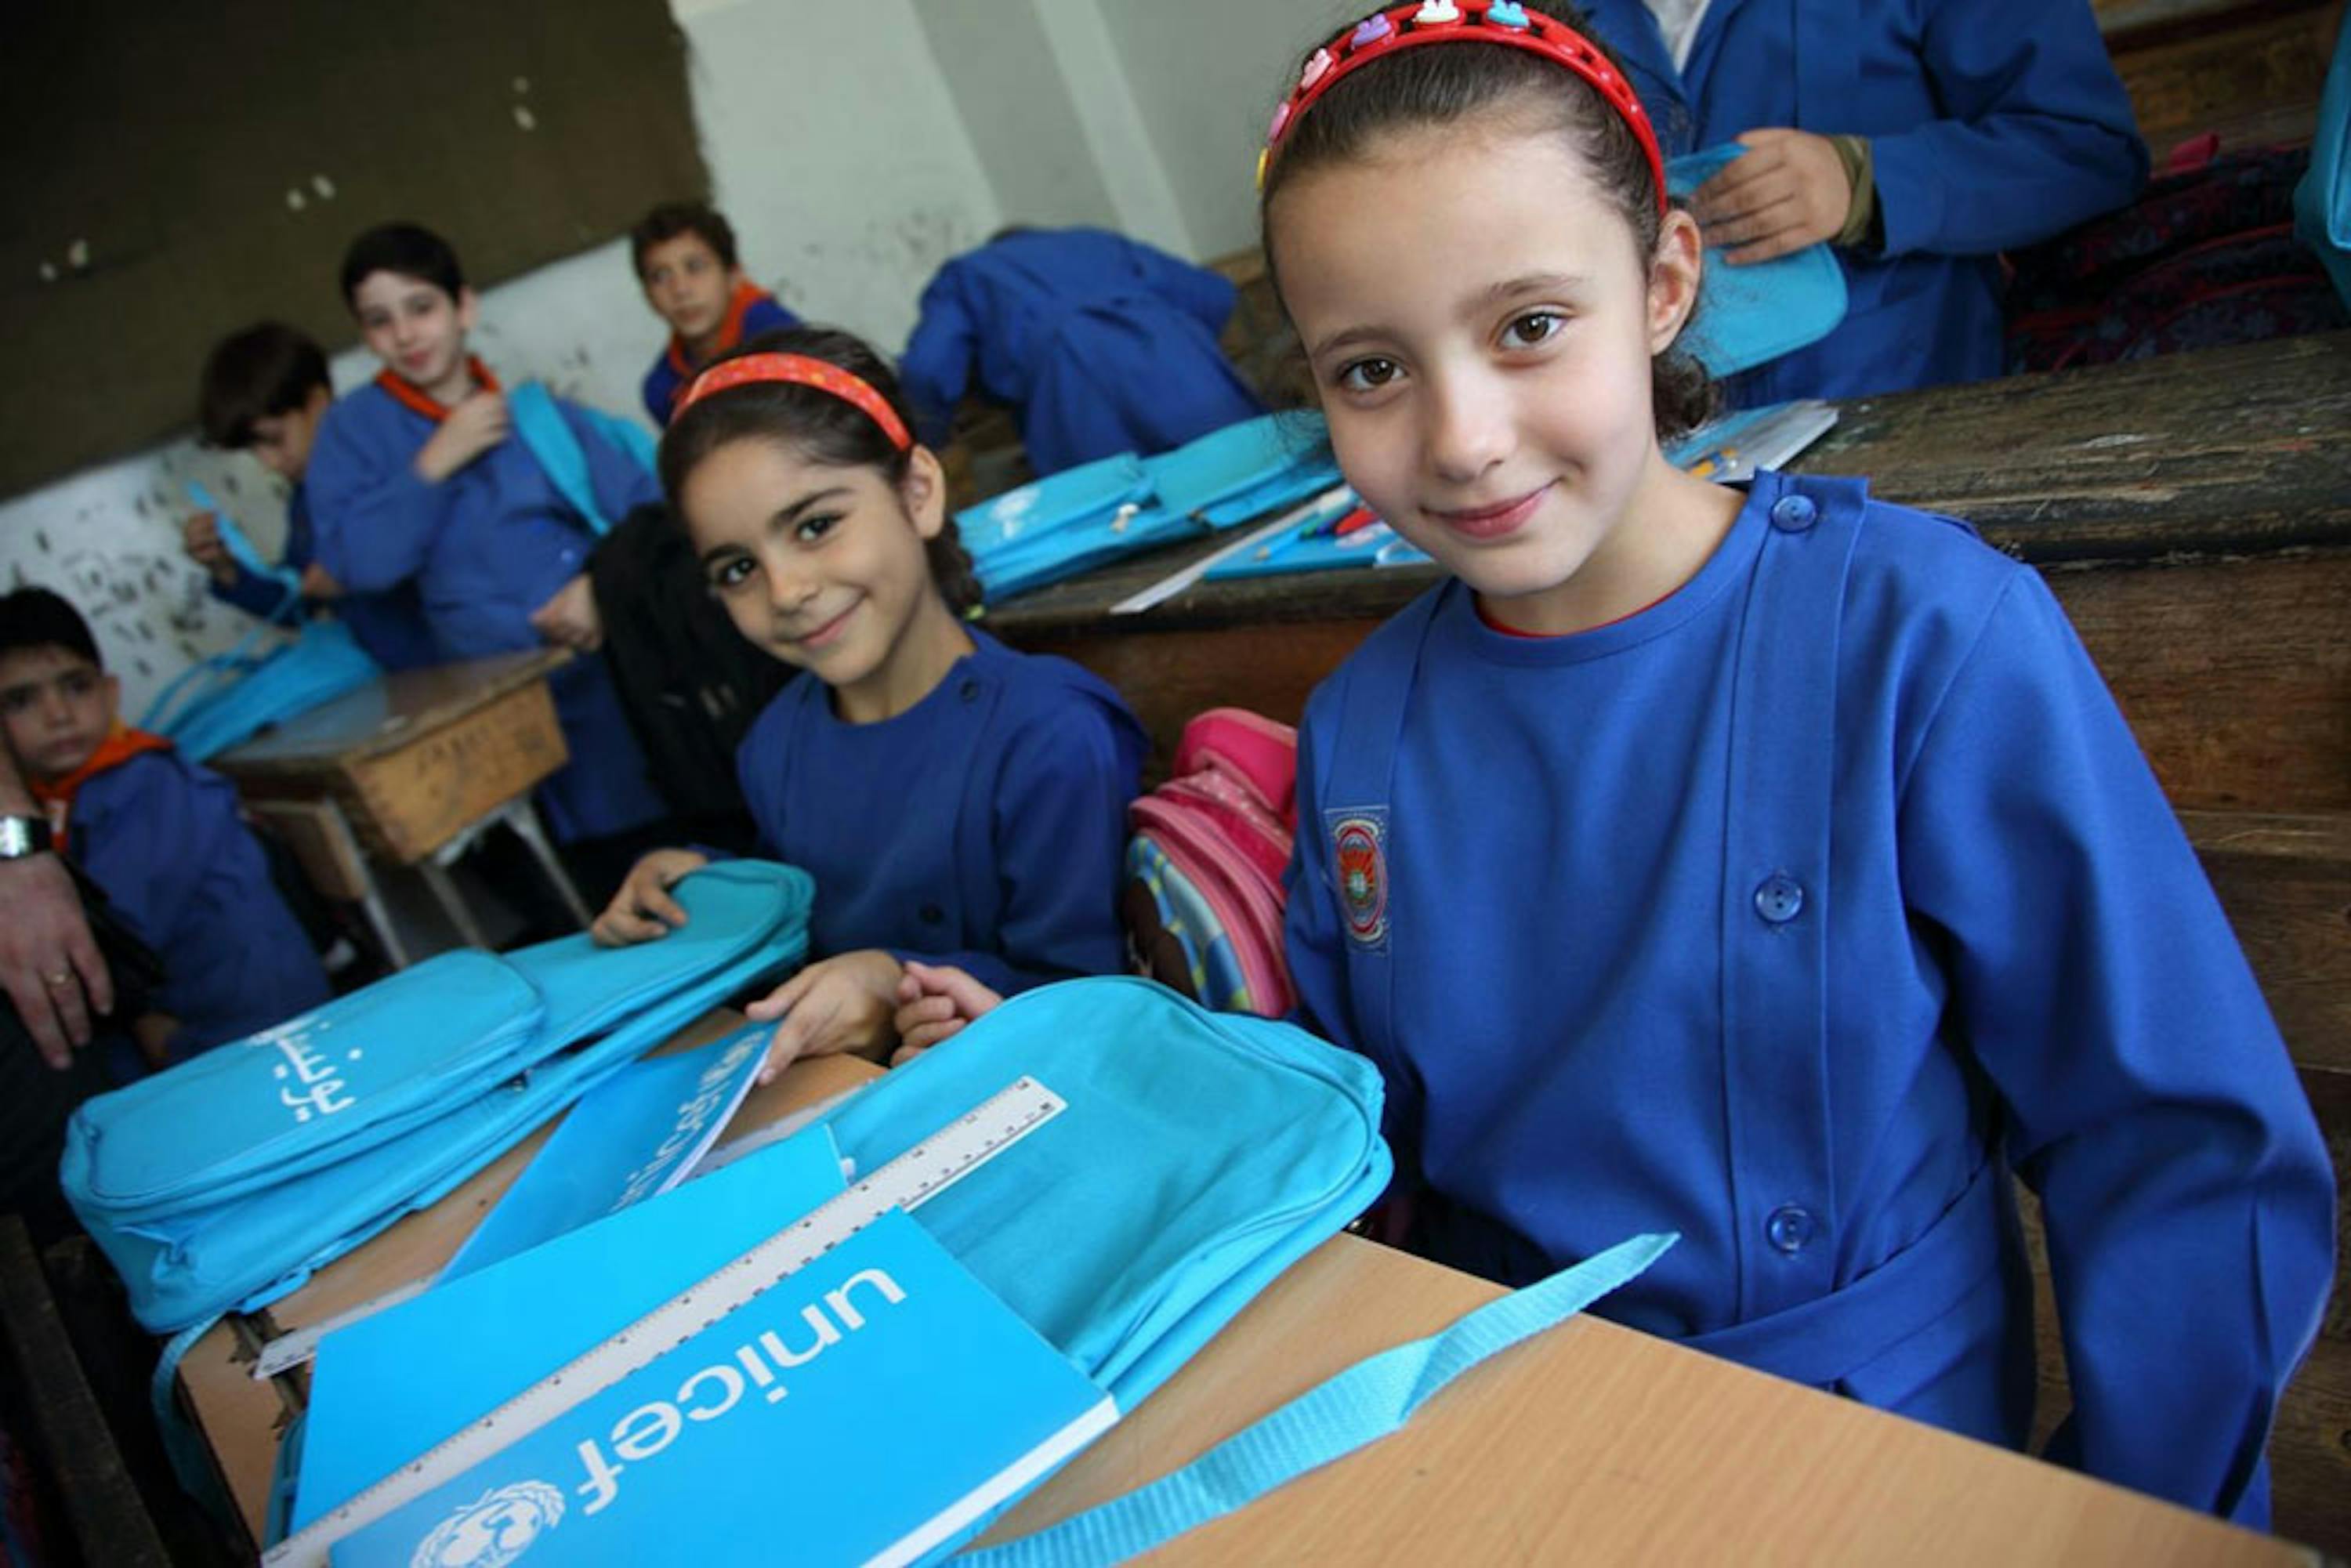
[1668,144,1850,376]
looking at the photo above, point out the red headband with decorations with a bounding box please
[1259,1,1666,214]
[676,352,914,451]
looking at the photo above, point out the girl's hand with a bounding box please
[528,574,603,652]
[1691,129,1854,264]
[413,390,509,482]
[889,961,1004,1064]
[590,849,708,946]
[746,950,906,1082]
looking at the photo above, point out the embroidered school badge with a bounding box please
[1326,808,1389,949]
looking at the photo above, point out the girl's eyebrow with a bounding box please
[697,485,855,567]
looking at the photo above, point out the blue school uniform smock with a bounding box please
[304,374,669,842]
[899,228,1266,476]
[639,283,801,426]
[1285,471,2332,1524]
[74,749,330,1058]
[1578,0,2148,399]
[733,629,1145,994]
[207,483,440,672]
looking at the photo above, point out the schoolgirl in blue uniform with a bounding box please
[305,224,670,850]
[591,325,1145,1077]
[1575,0,2146,400]
[898,226,1266,476]
[1255,3,2330,1526]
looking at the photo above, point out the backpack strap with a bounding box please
[958,1230,1675,1567]
[1317,589,1446,1063]
[1718,469,1866,1320]
[506,382,657,538]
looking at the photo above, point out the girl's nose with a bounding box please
[1425,370,1513,486]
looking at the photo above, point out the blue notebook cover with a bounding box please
[296,1122,850,1530]
[330,1208,1118,1568]
[439,1026,771,1284]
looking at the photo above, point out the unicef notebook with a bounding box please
[329,1208,1117,1568]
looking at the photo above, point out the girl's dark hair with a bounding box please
[657,324,980,615]
[1259,14,1715,439]
[339,223,465,309]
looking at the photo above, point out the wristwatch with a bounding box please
[0,814,55,860]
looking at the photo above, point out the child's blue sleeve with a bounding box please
[303,400,445,594]
[208,566,295,621]
[900,270,978,451]
[1128,241,1240,335]
[1870,0,2147,258]
[891,695,1142,996]
[1896,568,2333,1524]
[77,761,236,958]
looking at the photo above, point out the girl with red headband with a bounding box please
[590,324,1145,1079]
[1254,1,2324,1528]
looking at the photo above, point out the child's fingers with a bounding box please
[640,882,689,928]
[907,963,1005,1022]
[744,967,815,1023]
[892,993,958,1038]
[759,988,839,1084]
[899,1018,965,1056]
[589,906,666,947]
[888,1037,939,1068]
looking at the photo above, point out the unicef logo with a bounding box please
[410,1481,566,1568]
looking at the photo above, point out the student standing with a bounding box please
[305,223,671,877]
[1578,0,2146,399]
[592,326,1144,1078]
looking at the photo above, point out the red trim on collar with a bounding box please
[374,356,502,423]
[665,280,773,397]
[28,726,173,854]
[1476,585,1674,638]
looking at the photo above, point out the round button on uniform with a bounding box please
[1753,872,1805,925]
[1769,494,1818,533]
[1766,1204,1817,1255]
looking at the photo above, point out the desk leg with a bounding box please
[360,880,410,971]
[418,859,491,950]
[502,799,596,930]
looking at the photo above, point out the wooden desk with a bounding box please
[172,1040,2306,1565]
[211,648,589,959]
[2096,0,2344,154]
[981,331,2351,1548]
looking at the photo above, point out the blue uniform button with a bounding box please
[1766,1204,1816,1255]
[1753,872,1804,924]
[1769,494,1818,533]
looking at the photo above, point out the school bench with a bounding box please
[979,328,2351,1552]
[168,1023,2309,1564]
[2095,0,2344,156]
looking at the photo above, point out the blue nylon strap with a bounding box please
[959,1230,1676,1568]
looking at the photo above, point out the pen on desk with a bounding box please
[1330,505,1378,538]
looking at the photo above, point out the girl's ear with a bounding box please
[1646,208,1704,357]
[899,445,950,541]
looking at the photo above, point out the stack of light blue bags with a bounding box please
[60,860,813,1335]
[958,411,1342,601]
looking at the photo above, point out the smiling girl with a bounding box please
[1236,2,2334,1526]
[591,326,1145,1077]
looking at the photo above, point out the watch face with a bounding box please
[0,817,50,857]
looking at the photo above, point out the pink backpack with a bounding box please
[1124,708,1297,1018]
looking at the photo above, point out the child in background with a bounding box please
[633,201,803,427]
[0,588,328,1067]
[898,226,1266,476]
[904,3,2332,1527]
[304,223,671,891]
[182,322,440,672]
[1576,0,2144,400]
[591,325,1144,1079]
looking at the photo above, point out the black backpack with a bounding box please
[589,503,789,853]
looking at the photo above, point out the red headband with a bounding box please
[1259,1,1667,215]
[676,352,913,451]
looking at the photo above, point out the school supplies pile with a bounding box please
[956,411,1340,601]
[1125,708,1299,1017]
[1666,399,1839,485]
[59,860,813,1335]
[1202,487,1434,582]
[265,976,1674,1566]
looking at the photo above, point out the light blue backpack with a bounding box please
[60,860,813,1334]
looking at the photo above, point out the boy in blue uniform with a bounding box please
[632,202,802,427]
[0,588,328,1067]
[898,226,1266,476]
[305,223,671,875]
[1578,0,2146,399]
[183,322,439,672]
